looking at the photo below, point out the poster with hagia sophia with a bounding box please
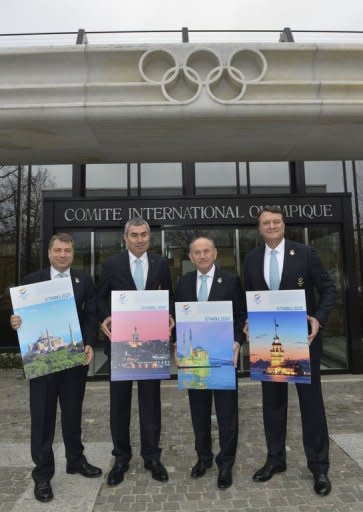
[10,277,85,379]
[246,290,311,384]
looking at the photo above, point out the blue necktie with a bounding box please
[269,250,280,290]
[56,272,67,278]
[133,259,144,290]
[198,275,208,301]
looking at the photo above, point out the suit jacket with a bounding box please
[175,267,245,345]
[97,251,174,355]
[244,239,336,358]
[23,267,97,347]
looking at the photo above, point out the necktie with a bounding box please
[133,259,144,290]
[56,272,67,278]
[198,274,208,301]
[269,250,280,290]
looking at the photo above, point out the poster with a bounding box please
[10,277,85,379]
[111,290,170,381]
[175,301,236,390]
[246,290,311,384]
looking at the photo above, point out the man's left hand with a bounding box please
[233,341,240,368]
[169,315,175,336]
[307,316,320,344]
[84,345,94,365]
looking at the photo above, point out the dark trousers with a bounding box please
[188,386,238,469]
[262,358,329,474]
[29,365,87,483]
[110,379,162,464]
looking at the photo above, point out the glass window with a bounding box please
[249,162,290,194]
[34,164,72,196]
[305,161,345,193]
[140,163,182,196]
[195,162,237,195]
[86,164,128,197]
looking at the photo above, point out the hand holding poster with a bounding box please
[10,277,86,379]
[111,290,170,381]
[246,290,311,384]
[175,301,236,390]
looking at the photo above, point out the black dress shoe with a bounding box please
[217,467,232,490]
[313,473,331,496]
[144,460,169,482]
[191,459,213,478]
[34,481,53,502]
[252,462,287,482]
[107,461,129,486]
[67,460,102,478]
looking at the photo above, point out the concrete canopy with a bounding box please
[1,43,363,164]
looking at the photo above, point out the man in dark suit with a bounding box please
[244,206,336,496]
[175,236,245,490]
[97,217,173,486]
[10,232,102,503]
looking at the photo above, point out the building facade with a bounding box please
[1,30,363,375]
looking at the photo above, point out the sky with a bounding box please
[1,1,363,42]
[15,299,82,353]
[112,310,169,341]
[248,310,309,362]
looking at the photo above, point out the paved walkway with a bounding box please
[0,370,362,512]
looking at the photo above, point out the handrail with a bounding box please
[1,27,363,46]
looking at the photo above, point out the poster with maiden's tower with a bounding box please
[246,290,311,384]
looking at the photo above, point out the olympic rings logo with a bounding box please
[139,47,267,104]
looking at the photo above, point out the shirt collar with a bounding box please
[128,250,147,264]
[197,264,216,280]
[265,238,285,254]
[50,266,70,278]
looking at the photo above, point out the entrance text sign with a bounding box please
[10,277,85,379]
[52,195,342,228]
[246,290,311,384]
[111,290,170,381]
[175,301,236,390]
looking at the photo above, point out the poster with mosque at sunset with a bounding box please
[175,301,236,390]
[246,290,311,384]
[111,290,170,381]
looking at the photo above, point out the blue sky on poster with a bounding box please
[15,299,82,353]
[1,0,363,35]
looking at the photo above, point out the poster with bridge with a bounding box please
[111,290,170,381]
[175,301,236,390]
[10,277,85,379]
[246,290,311,384]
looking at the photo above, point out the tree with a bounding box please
[0,165,55,287]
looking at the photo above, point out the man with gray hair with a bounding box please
[97,218,173,486]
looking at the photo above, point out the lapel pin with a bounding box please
[297,277,304,287]
[75,277,80,283]
[217,277,223,283]
[289,250,295,256]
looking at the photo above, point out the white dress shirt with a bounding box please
[196,264,216,299]
[263,239,285,289]
[128,251,149,285]
[50,266,70,279]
